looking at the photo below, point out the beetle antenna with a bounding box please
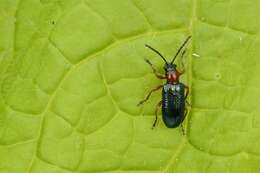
[171,36,191,64]
[145,44,168,64]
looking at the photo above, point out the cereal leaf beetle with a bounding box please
[137,36,191,131]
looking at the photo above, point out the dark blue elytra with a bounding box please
[162,83,186,128]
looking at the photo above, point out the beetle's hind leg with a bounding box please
[152,100,162,129]
[180,108,188,135]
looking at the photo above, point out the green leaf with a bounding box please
[1,0,260,173]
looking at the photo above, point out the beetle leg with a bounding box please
[181,108,188,135]
[184,85,191,108]
[181,124,185,135]
[137,85,163,106]
[152,100,162,129]
[179,49,187,74]
[184,85,189,99]
[186,100,191,107]
[144,58,166,79]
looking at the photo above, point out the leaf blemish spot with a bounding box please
[239,36,243,43]
[215,73,221,80]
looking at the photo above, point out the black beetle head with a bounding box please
[164,63,177,72]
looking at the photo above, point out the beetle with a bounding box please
[137,36,191,130]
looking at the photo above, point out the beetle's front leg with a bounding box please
[179,49,187,75]
[137,85,163,106]
[144,58,166,79]
[152,100,162,129]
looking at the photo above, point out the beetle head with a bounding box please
[164,63,177,73]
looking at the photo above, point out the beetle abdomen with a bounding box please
[162,83,185,128]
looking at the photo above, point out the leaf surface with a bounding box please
[1,0,260,173]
